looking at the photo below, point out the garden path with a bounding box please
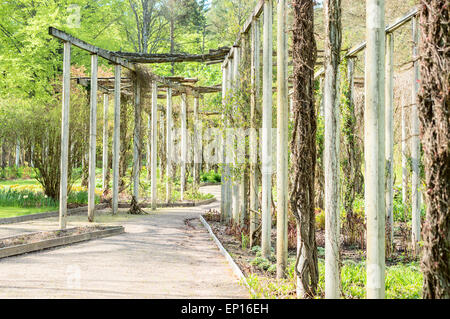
[0,185,249,298]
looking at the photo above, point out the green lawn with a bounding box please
[0,206,57,218]
[0,178,55,218]
[0,179,40,186]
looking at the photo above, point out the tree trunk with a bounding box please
[291,0,319,299]
[418,0,449,299]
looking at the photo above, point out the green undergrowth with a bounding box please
[246,246,422,299]
[200,170,221,183]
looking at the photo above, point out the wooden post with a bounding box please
[411,16,421,254]
[151,81,158,210]
[385,32,394,254]
[180,93,187,201]
[324,0,342,298]
[102,94,109,191]
[88,53,98,222]
[276,0,288,279]
[59,41,71,229]
[166,87,173,202]
[365,0,386,299]
[250,16,261,247]
[261,0,273,259]
[133,80,141,201]
[112,64,121,215]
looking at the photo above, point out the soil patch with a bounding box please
[203,210,419,285]
[0,225,109,249]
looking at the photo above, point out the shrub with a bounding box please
[315,207,325,230]
[200,170,221,183]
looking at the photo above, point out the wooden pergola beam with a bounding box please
[49,27,136,71]
[347,7,417,57]
[114,48,230,64]
[50,27,198,93]
[223,0,264,66]
[313,7,418,80]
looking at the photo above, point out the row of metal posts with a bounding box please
[220,0,421,299]
[59,43,202,227]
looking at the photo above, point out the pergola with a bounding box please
[50,0,421,300]
[49,26,224,226]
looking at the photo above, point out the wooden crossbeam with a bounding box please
[49,27,136,71]
[114,48,230,64]
[314,7,418,79]
[50,27,193,93]
[223,0,265,66]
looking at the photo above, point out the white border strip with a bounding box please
[199,215,257,297]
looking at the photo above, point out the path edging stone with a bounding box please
[118,197,216,209]
[199,215,257,298]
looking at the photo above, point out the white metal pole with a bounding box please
[224,58,234,222]
[88,53,98,222]
[193,93,200,187]
[411,16,421,253]
[180,93,187,201]
[232,46,240,224]
[146,114,151,181]
[221,65,228,218]
[151,81,158,210]
[15,141,20,167]
[133,80,141,201]
[102,94,109,191]
[385,32,394,252]
[261,0,273,259]
[166,87,173,202]
[324,0,342,298]
[365,0,386,299]
[250,17,261,246]
[59,41,71,229]
[112,64,121,215]
[401,93,408,219]
[276,0,288,279]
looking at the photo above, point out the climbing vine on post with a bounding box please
[291,0,319,299]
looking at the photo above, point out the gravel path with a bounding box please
[0,185,249,299]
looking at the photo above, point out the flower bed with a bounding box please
[0,225,124,259]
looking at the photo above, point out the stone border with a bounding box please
[0,196,216,225]
[199,215,257,297]
[0,226,124,259]
[118,197,216,209]
[0,204,109,225]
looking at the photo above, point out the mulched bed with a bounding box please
[0,226,109,249]
[203,210,418,279]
